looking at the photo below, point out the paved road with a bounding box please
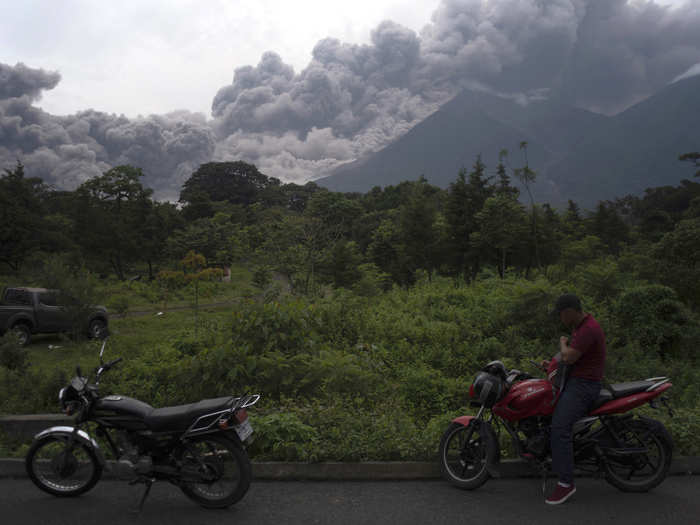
[1,477,697,525]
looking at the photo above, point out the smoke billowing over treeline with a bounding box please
[2,0,699,198]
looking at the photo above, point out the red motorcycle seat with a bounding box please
[607,381,656,398]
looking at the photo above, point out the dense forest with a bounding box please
[1,151,700,460]
[2,150,700,300]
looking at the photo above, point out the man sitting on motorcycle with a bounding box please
[545,293,606,505]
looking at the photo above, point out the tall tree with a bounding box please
[74,165,154,280]
[512,142,541,269]
[679,151,700,177]
[0,162,47,271]
[445,156,493,281]
[399,177,439,278]
[179,161,282,207]
[591,202,630,255]
[495,149,519,199]
[471,195,528,278]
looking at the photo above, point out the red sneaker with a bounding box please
[545,483,576,505]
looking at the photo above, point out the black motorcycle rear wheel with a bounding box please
[178,435,252,508]
[439,421,497,490]
[25,435,102,497]
[603,418,672,492]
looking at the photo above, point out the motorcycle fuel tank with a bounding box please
[93,395,153,430]
[492,379,556,421]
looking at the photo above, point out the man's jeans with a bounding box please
[550,376,602,484]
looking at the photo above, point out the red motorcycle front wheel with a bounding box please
[439,421,497,490]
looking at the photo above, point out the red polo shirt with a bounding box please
[569,314,606,382]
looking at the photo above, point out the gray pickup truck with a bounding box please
[0,287,109,345]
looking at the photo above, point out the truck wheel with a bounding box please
[88,319,106,339]
[11,324,31,346]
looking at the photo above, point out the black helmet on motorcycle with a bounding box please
[482,360,507,380]
[471,371,504,408]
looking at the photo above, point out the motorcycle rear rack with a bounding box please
[182,395,261,438]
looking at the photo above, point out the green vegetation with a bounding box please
[1,274,699,460]
[1,152,699,460]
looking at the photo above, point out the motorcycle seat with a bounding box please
[607,381,656,398]
[592,388,613,409]
[146,396,235,432]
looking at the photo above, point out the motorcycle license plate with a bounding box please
[235,420,253,442]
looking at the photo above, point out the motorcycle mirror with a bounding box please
[76,365,83,378]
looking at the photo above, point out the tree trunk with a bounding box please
[110,255,125,281]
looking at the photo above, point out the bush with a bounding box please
[397,364,467,419]
[249,412,319,461]
[663,408,700,456]
[107,294,131,315]
[0,333,29,372]
[252,266,272,290]
[352,263,392,297]
[230,299,320,356]
[612,285,695,355]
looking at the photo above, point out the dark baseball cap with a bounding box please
[551,293,582,316]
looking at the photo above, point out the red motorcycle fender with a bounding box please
[452,415,476,427]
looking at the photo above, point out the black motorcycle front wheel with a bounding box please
[603,418,672,492]
[25,435,103,497]
[178,435,252,508]
[439,421,497,490]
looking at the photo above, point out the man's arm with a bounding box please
[559,336,582,364]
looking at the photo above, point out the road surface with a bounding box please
[1,476,697,525]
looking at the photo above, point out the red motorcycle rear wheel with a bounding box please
[603,418,672,492]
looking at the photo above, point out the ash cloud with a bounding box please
[2,1,700,194]
[0,62,61,102]
[1,63,215,199]
[211,0,700,183]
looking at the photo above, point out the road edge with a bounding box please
[2,457,699,480]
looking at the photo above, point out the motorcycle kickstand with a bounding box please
[540,464,550,497]
[129,477,156,514]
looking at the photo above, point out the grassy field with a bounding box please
[0,304,243,458]
[2,274,699,461]
[23,305,239,379]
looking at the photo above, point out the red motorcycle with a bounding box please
[439,359,674,492]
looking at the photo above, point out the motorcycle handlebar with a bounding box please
[105,357,123,368]
[529,359,546,371]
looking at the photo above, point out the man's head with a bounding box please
[552,293,583,328]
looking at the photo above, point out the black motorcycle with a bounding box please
[25,337,260,510]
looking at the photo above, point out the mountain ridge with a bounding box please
[317,75,700,207]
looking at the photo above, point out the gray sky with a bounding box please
[1,0,690,118]
[1,0,442,118]
[1,0,698,198]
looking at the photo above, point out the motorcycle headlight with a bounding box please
[59,385,80,414]
[58,387,68,405]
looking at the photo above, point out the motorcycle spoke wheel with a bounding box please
[178,435,251,508]
[26,435,102,497]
